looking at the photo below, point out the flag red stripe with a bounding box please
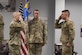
[21,34,25,43]
[21,45,27,55]
[20,30,28,55]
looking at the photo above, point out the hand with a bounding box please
[66,43,71,47]
[19,16,23,22]
[58,16,62,20]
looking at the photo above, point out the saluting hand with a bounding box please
[19,16,23,22]
[58,16,62,20]
[66,43,71,47]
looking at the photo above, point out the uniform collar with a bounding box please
[33,18,40,22]
[65,18,70,22]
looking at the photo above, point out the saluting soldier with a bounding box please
[55,10,75,55]
[8,11,27,55]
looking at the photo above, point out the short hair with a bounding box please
[13,11,21,17]
[62,9,70,16]
[33,9,39,12]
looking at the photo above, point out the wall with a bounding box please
[1,12,12,40]
[1,0,55,55]
[65,0,82,55]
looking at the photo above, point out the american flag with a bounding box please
[20,30,28,55]
[19,1,30,55]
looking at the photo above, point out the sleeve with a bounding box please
[67,21,75,44]
[24,22,29,44]
[55,19,63,29]
[43,22,48,44]
[9,22,23,35]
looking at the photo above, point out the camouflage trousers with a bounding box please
[9,44,20,55]
[62,44,72,55]
[0,37,3,44]
[0,28,4,44]
[29,43,42,55]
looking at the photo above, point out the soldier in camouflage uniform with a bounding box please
[0,14,4,44]
[28,9,47,55]
[55,10,75,55]
[8,11,27,55]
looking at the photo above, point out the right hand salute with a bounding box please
[19,16,23,22]
[58,16,62,20]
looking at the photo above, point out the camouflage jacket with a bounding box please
[28,19,47,44]
[9,20,26,45]
[55,18,75,44]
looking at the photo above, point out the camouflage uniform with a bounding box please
[55,18,75,55]
[0,14,4,44]
[28,19,47,55]
[9,20,26,55]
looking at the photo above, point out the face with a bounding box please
[61,12,68,20]
[33,11,39,19]
[13,12,21,21]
